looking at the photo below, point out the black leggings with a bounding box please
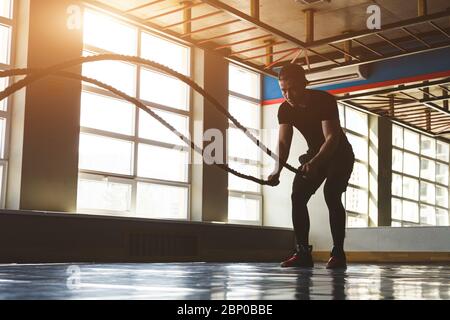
[291,156,354,249]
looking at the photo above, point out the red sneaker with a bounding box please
[280,245,314,268]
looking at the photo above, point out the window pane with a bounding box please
[77,178,132,212]
[136,183,188,219]
[228,161,259,193]
[345,108,368,135]
[392,125,403,148]
[0,117,5,158]
[345,187,368,214]
[420,158,435,182]
[392,198,402,220]
[0,0,11,18]
[139,109,188,146]
[0,76,7,111]
[228,128,259,161]
[0,24,10,65]
[82,57,136,96]
[141,32,189,75]
[436,208,449,226]
[338,104,345,127]
[436,186,448,208]
[391,221,402,227]
[346,133,368,161]
[229,64,260,99]
[80,91,134,135]
[83,10,137,55]
[403,152,419,176]
[392,173,402,197]
[436,163,449,186]
[420,181,435,205]
[402,200,419,223]
[403,129,420,153]
[421,136,436,158]
[436,141,449,162]
[349,161,368,188]
[402,176,419,201]
[347,216,368,228]
[137,144,188,182]
[79,133,133,175]
[420,205,436,225]
[140,68,189,110]
[229,196,260,221]
[392,149,403,172]
[229,96,260,130]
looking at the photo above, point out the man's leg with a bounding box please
[280,172,325,268]
[323,155,355,268]
[323,182,346,252]
[291,173,322,246]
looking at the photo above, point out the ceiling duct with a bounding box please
[295,0,331,5]
[307,65,369,87]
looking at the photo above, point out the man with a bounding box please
[268,64,355,269]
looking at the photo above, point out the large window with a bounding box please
[0,0,13,208]
[227,64,262,224]
[78,8,191,220]
[338,104,370,227]
[391,125,449,226]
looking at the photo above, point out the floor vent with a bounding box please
[129,233,198,257]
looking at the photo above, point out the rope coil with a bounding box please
[0,54,298,185]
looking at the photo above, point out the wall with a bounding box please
[262,103,330,243]
[262,102,450,254]
[16,0,83,212]
[0,210,294,263]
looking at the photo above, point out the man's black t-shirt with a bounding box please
[278,89,353,162]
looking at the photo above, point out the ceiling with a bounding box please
[92,0,450,71]
[88,0,450,138]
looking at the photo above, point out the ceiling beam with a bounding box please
[306,8,450,48]
[200,0,307,48]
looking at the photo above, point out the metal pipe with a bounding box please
[243,47,299,61]
[230,40,285,56]
[197,27,257,43]
[214,34,272,50]
[162,10,222,30]
[375,33,407,52]
[181,19,240,37]
[352,39,383,57]
[401,27,431,48]
[251,0,259,20]
[328,43,361,61]
[146,2,203,21]
[304,9,314,44]
[125,0,166,13]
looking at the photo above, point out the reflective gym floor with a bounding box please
[0,263,448,300]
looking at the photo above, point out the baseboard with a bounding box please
[313,251,450,263]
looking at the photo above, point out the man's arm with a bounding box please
[301,119,341,177]
[268,124,293,185]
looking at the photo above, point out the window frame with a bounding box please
[338,104,371,227]
[227,63,263,226]
[391,124,450,227]
[0,0,15,209]
[78,6,193,220]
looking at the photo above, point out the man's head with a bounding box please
[278,64,308,107]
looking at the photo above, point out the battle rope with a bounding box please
[0,54,299,183]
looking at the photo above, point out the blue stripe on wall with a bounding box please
[263,47,450,101]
